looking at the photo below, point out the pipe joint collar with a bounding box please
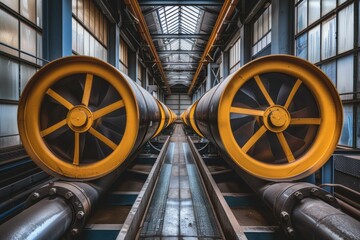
[25,181,92,238]
[265,183,340,238]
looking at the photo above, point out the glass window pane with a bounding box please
[0,56,19,100]
[337,55,354,100]
[297,0,307,33]
[340,104,353,147]
[20,22,37,63]
[90,34,95,56]
[0,9,19,56]
[72,0,76,14]
[308,0,320,25]
[321,16,336,60]
[0,104,19,137]
[322,0,336,16]
[20,0,36,23]
[338,0,347,5]
[321,61,336,85]
[338,4,354,54]
[308,25,320,63]
[253,20,258,44]
[72,18,77,51]
[0,0,19,12]
[84,30,90,56]
[37,0,43,27]
[20,63,36,92]
[263,8,269,33]
[77,0,84,22]
[37,33,42,65]
[77,22,84,54]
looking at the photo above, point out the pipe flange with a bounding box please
[270,183,339,238]
[25,181,91,238]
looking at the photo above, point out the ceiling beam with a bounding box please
[157,50,203,54]
[138,0,224,6]
[151,34,210,39]
[125,0,171,94]
[187,0,238,94]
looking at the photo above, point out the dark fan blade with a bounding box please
[290,106,312,118]
[89,78,110,107]
[97,85,121,109]
[44,125,70,141]
[102,114,126,131]
[276,83,291,105]
[239,87,260,106]
[284,131,305,152]
[97,123,123,143]
[233,120,256,147]
[250,134,275,162]
[93,137,106,159]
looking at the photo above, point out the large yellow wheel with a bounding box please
[18,56,139,180]
[218,55,342,181]
[189,101,204,137]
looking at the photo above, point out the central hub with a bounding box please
[263,106,290,132]
[269,110,287,127]
[69,109,87,127]
[67,106,93,132]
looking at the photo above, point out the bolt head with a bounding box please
[65,191,73,199]
[310,188,318,194]
[294,191,303,200]
[71,228,79,235]
[31,192,40,199]
[76,211,85,219]
[280,211,289,221]
[326,194,335,201]
[287,227,295,236]
[49,188,57,195]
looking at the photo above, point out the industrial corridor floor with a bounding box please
[139,124,223,239]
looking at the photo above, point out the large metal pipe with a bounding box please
[231,162,360,239]
[0,159,129,239]
[0,198,72,240]
[17,56,173,180]
[187,55,343,181]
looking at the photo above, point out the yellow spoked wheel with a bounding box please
[18,56,138,180]
[219,55,342,181]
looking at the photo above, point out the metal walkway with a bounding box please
[139,124,223,239]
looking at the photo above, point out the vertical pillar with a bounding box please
[108,23,120,68]
[43,0,72,61]
[271,0,294,54]
[206,64,212,91]
[241,23,252,64]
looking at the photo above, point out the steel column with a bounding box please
[43,0,72,61]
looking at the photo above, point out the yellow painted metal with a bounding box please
[217,55,342,180]
[18,56,139,180]
[153,99,166,137]
[187,0,238,94]
[125,0,171,94]
[188,100,204,137]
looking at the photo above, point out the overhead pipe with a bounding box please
[187,0,238,94]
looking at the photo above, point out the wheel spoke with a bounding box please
[242,125,267,153]
[73,132,80,165]
[254,75,275,106]
[82,74,93,106]
[276,132,295,163]
[93,100,125,120]
[230,107,264,116]
[284,79,302,109]
[88,127,117,150]
[41,119,67,137]
[290,118,321,125]
[46,89,74,110]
